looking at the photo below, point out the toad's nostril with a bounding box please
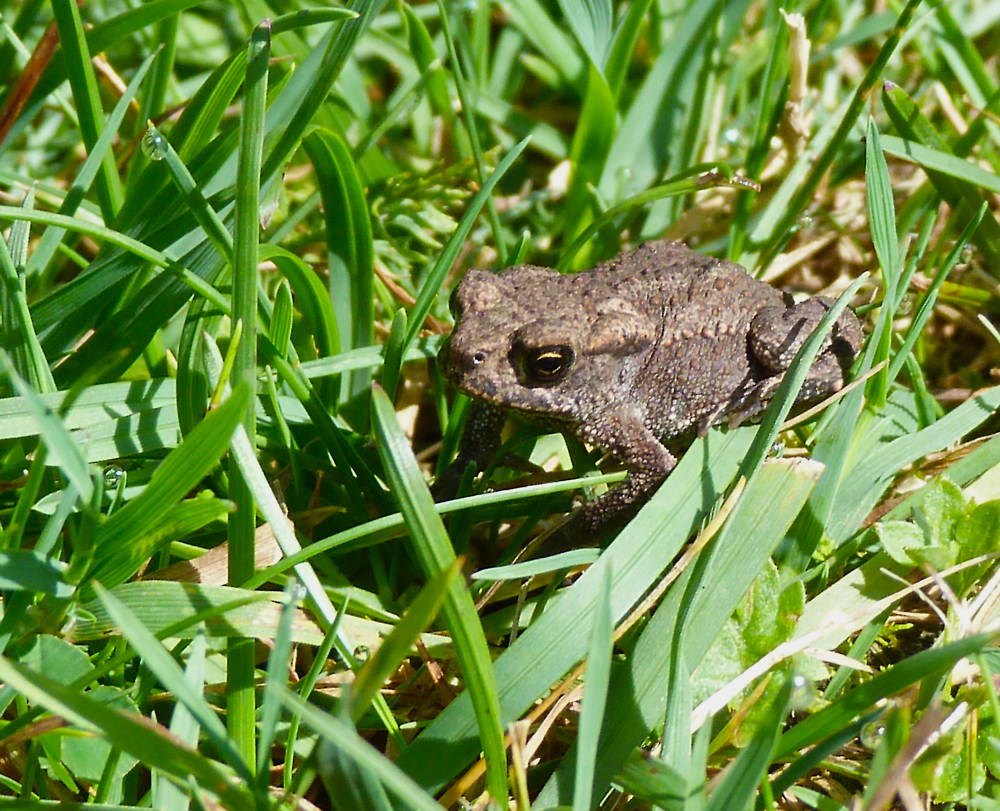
[472,352,486,365]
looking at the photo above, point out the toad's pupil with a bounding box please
[536,355,563,373]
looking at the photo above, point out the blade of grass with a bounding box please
[92,583,255,787]
[0,196,53,393]
[276,686,442,811]
[154,624,206,811]
[227,18,270,767]
[50,0,124,222]
[350,559,459,721]
[86,383,250,592]
[401,136,529,351]
[436,0,507,265]
[202,339,404,748]
[0,656,255,811]
[302,128,374,405]
[886,203,986,384]
[396,427,755,793]
[752,0,922,267]
[737,275,868,484]
[571,564,614,811]
[256,580,299,789]
[370,383,508,801]
[26,49,159,280]
[0,354,91,504]
[535,458,821,806]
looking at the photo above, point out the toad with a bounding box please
[436,241,863,543]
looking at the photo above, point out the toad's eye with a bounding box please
[524,346,574,384]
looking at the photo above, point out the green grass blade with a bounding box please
[227,18,271,767]
[705,682,790,811]
[535,458,821,806]
[558,65,615,260]
[752,0,922,265]
[501,0,585,88]
[370,383,508,802]
[886,203,986,385]
[0,656,255,811]
[401,136,530,350]
[1,355,92,504]
[260,246,340,359]
[773,632,995,762]
[379,309,407,403]
[303,128,375,401]
[276,686,442,811]
[351,559,459,721]
[864,118,898,410]
[91,583,254,786]
[0,202,53,393]
[49,0,124,222]
[0,550,72,598]
[27,49,159,280]
[257,582,299,786]
[554,0,613,70]
[572,564,614,811]
[87,383,251,589]
[396,427,754,793]
[865,119,899,280]
[154,626,207,811]
[737,275,868,484]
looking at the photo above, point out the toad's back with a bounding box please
[572,241,785,439]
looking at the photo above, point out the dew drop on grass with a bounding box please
[353,645,370,664]
[722,127,742,147]
[141,127,167,161]
[103,465,124,490]
[860,720,887,749]
[788,673,816,711]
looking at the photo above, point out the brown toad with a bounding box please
[436,241,863,543]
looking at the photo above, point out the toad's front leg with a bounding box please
[555,408,678,545]
[432,401,507,501]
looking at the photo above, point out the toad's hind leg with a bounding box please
[726,297,862,428]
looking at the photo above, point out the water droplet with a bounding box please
[788,673,816,710]
[103,466,125,490]
[141,127,167,161]
[860,720,886,749]
[353,645,370,664]
[722,127,742,147]
[795,214,814,231]
[960,245,975,264]
[897,293,915,317]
